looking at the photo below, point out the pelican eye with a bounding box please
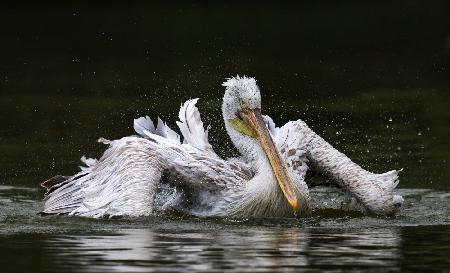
[235,110,245,120]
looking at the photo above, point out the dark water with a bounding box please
[1,186,450,272]
[1,2,450,272]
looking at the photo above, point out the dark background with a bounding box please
[1,1,449,190]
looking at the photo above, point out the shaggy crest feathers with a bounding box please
[222,75,257,89]
[222,76,261,112]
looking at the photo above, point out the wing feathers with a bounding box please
[134,99,217,156]
[134,115,155,136]
[176,99,216,154]
[42,137,164,218]
[134,115,181,144]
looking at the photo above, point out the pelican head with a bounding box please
[222,76,306,215]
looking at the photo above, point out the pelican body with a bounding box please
[41,76,403,218]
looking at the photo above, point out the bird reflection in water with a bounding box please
[42,226,401,272]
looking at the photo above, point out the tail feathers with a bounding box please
[42,178,84,215]
[176,99,215,154]
[41,155,97,210]
[41,174,81,213]
[42,136,162,218]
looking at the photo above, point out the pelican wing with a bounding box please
[273,119,310,200]
[281,119,403,214]
[135,127,253,216]
[133,102,255,214]
[140,129,253,188]
[134,99,249,189]
[42,137,164,218]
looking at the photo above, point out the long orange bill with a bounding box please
[240,108,307,214]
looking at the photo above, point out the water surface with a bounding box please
[1,186,449,272]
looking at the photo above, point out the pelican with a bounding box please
[41,76,403,218]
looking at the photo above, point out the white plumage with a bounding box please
[41,76,403,218]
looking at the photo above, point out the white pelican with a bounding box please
[41,76,403,218]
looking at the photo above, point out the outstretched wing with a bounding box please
[280,119,403,214]
[43,99,251,218]
[133,102,254,215]
[42,137,164,218]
